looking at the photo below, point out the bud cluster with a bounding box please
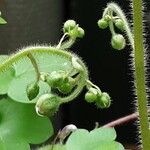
[63,20,85,39]
[85,87,111,109]
[45,71,75,94]
[98,14,126,50]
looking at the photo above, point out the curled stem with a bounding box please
[60,64,88,104]
[56,33,68,49]
[27,52,40,82]
[60,38,76,50]
[103,2,134,49]
[103,2,150,149]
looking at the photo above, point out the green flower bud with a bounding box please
[85,88,101,103]
[58,82,73,94]
[111,34,126,50]
[96,92,111,109]
[63,20,76,33]
[69,26,85,39]
[45,71,65,88]
[36,93,60,116]
[77,27,85,38]
[97,18,109,29]
[58,77,76,94]
[26,82,39,100]
[115,19,124,30]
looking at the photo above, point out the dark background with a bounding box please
[0,0,150,146]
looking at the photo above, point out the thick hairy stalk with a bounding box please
[132,0,150,149]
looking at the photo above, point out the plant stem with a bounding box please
[27,52,40,82]
[0,46,73,71]
[103,3,134,49]
[132,0,150,149]
[60,38,76,50]
[103,112,138,128]
[0,46,89,104]
[103,107,150,128]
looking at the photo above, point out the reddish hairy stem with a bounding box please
[103,112,138,128]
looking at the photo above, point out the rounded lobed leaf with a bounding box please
[7,46,76,103]
[0,97,53,150]
[66,128,124,150]
[8,73,50,103]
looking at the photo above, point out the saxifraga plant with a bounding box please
[0,13,123,150]
[0,0,148,149]
[97,1,150,150]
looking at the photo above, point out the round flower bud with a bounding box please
[115,19,124,30]
[96,92,111,109]
[26,82,39,100]
[111,34,126,50]
[45,71,65,88]
[63,20,76,33]
[97,18,108,29]
[35,93,60,116]
[58,82,73,94]
[69,26,85,39]
[77,27,85,38]
[85,88,101,103]
[85,91,97,103]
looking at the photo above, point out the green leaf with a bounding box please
[0,17,7,24]
[0,55,15,94]
[8,73,50,103]
[66,128,124,150]
[93,141,124,150]
[0,97,53,150]
[14,53,72,76]
[8,51,73,103]
[38,144,66,150]
[66,129,89,150]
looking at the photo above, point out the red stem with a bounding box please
[103,112,138,128]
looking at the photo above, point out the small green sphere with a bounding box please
[97,19,108,29]
[26,82,39,100]
[85,88,101,103]
[115,19,124,30]
[77,27,85,38]
[96,92,111,109]
[58,82,73,94]
[63,20,76,32]
[45,71,65,88]
[69,27,85,39]
[111,34,126,50]
[85,91,97,103]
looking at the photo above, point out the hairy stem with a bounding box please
[0,46,72,71]
[60,38,76,50]
[132,0,150,149]
[27,52,40,82]
[103,2,150,149]
[103,113,138,128]
[0,46,89,104]
[103,107,150,128]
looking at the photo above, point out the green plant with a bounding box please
[0,15,123,149]
[0,0,148,149]
[97,1,150,150]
